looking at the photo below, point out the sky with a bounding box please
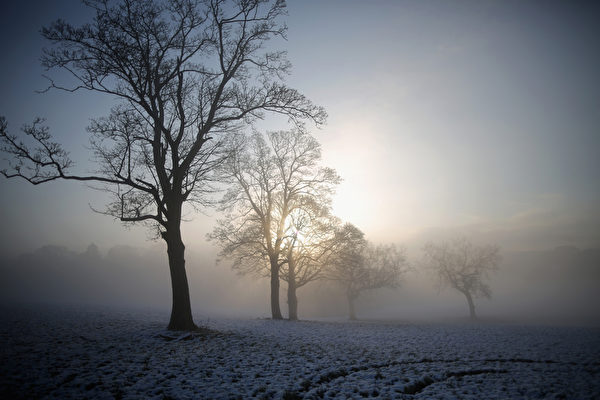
[1,0,599,258]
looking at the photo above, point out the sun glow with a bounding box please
[284,215,309,247]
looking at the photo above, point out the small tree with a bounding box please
[327,223,407,320]
[0,0,325,330]
[209,129,339,319]
[423,237,501,320]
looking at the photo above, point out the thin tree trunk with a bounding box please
[270,257,283,320]
[164,226,197,331]
[287,260,298,320]
[347,292,357,321]
[464,291,476,320]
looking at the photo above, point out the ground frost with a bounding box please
[1,306,599,399]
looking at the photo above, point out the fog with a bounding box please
[0,0,599,326]
[2,241,598,326]
[2,1,600,398]
[1,0,599,328]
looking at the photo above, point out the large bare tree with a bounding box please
[209,129,339,319]
[422,237,501,320]
[327,223,408,320]
[0,0,325,330]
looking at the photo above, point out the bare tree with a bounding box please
[0,0,325,330]
[326,223,408,320]
[280,198,338,320]
[422,237,501,320]
[209,129,339,319]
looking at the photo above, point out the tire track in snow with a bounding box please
[299,357,593,397]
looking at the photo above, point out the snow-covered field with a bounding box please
[1,305,599,399]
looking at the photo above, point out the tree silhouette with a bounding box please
[423,237,501,320]
[209,129,339,319]
[326,223,408,320]
[0,0,325,330]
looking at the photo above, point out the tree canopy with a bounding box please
[326,223,408,320]
[423,237,501,320]
[209,129,340,319]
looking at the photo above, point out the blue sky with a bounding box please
[1,0,599,255]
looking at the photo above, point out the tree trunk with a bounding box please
[164,222,197,331]
[464,291,476,320]
[270,257,283,320]
[287,261,298,320]
[347,292,357,321]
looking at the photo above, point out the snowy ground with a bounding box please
[1,305,599,399]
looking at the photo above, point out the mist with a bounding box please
[1,0,600,397]
[2,241,598,326]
